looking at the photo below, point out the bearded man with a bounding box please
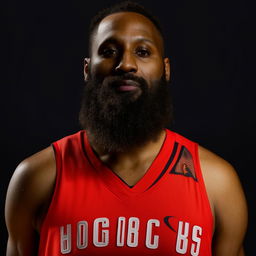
[5,1,247,255]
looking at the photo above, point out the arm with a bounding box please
[5,147,56,256]
[211,162,247,256]
[5,162,39,254]
[199,146,248,256]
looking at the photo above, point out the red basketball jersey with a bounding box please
[38,129,213,255]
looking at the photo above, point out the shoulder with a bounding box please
[198,145,245,205]
[7,146,56,201]
[198,145,237,187]
[5,146,56,231]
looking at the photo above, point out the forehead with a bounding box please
[92,12,163,51]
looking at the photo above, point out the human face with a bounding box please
[80,12,173,152]
[84,12,170,89]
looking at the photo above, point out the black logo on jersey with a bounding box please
[164,216,176,232]
[170,146,197,181]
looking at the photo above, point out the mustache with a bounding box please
[101,73,148,90]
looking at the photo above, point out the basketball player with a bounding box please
[5,2,247,255]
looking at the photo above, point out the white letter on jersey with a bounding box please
[60,224,72,254]
[146,219,160,249]
[190,225,202,256]
[93,218,109,247]
[176,221,189,254]
[116,217,126,247]
[127,217,140,247]
[77,221,88,249]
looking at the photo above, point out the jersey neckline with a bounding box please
[81,129,176,198]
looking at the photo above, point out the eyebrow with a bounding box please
[133,37,155,45]
[99,36,155,47]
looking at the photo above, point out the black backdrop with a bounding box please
[3,0,255,254]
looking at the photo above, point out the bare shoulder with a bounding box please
[198,145,245,204]
[198,145,248,256]
[6,146,56,207]
[5,146,56,236]
[198,145,239,188]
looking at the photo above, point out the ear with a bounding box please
[84,58,91,81]
[163,58,171,82]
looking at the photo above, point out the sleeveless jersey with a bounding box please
[38,129,213,256]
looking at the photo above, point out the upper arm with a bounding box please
[5,146,56,256]
[5,161,40,255]
[211,163,247,256]
[199,147,248,256]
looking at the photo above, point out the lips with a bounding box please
[114,79,140,92]
[117,85,138,91]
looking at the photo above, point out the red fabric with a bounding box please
[38,129,213,255]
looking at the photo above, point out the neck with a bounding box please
[87,129,167,186]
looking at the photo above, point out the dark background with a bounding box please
[3,0,255,254]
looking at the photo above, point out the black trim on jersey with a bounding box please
[164,216,176,232]
[146,142,179,190]
[111,171,135,188]
[169,145,185,173]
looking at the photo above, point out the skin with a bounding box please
[5,12,247,255]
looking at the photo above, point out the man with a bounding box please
[5,1,247,255]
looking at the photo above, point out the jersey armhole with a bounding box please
[39,142,62,234]
[194,143,215,232]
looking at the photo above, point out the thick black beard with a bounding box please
[79,73,173,153]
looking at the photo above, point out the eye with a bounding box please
[100,48,117,58]
[136,47,151,57]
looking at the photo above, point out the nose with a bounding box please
[115,51,137,74]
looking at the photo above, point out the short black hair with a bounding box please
[88,1,164,56]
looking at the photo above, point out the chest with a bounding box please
[40,167,213,256]
[39,131,213,255]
